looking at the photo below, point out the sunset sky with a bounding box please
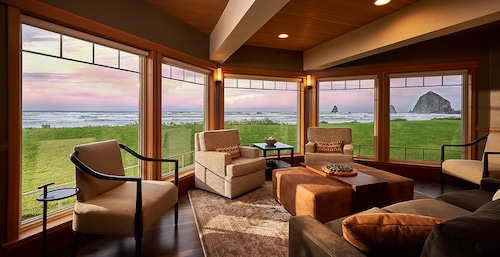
[22,24,462,114]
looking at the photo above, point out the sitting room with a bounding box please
[1,0,500,256]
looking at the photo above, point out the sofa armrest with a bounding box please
[480,177,500,192]
[305,142,316,153]
[343,144,354,155]
[289,215,365,257]
[195,151,231,177]
[239,146,259,158]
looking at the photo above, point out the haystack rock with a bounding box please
[410,91,459,114]
[390,105,397,114]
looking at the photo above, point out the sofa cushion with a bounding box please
[216,144,241,159]
[493,188,500,201]
[342,213,444,257]
[316,141,343,153]
[421,199,500,257]
[436,189,494,212]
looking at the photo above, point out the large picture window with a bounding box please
[161,61,207,176]
[389,72,464,161]
[224,77,300,151]
[21,21,143,225]
[318,77,375,158]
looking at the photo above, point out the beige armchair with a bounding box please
[194,129,266,198]
[304,127,354,163]
[441,132,500,191]
[70,140,178,257]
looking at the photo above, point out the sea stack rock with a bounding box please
[390,105,397,114]
[410,91,459,114]
[331,106,338,113]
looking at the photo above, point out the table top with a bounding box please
[301,161,387,187]
[36,187,80,202]
[253,142,294,150]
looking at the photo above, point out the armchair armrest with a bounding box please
[119,143,179,186]
[441,135,488,162]
[343,144,354,156]
[195,151,231,177]
[483,151,500,178]
[289,215,365,257]
[239,146,259,158]
[305,142,316,153]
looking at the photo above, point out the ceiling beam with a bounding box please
[304,0,500,71]
[209,0,289,64]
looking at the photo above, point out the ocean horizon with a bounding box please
[21,111,461,128]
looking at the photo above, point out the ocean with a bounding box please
[21,111,461,128]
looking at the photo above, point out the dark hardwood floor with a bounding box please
[51,178,476,257]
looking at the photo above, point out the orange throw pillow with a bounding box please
[342,213,444,256]
[316,141,343,153]
[216,145,241,159]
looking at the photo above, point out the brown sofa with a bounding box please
[289,178,500,257]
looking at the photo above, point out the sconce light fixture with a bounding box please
[216,67,222,85]
[306,74,312,89]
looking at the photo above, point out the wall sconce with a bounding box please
[306,74,312,89]
[216,68,222,85]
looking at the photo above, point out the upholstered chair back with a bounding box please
[483,132,500,165]
[74,140,126,202]
[197,129,241,151]
[307,127,352,144]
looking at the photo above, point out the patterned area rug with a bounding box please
[188,182,291,257]
[189,182,432,257]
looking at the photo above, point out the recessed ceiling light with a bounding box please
[278,33,289,39]
[374,0,391,6]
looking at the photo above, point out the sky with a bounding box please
[22,24,462,113]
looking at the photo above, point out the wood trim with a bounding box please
[6,5,22,243]
[311,61,479,78]
[477,127,500,132]
[0,0,216,70]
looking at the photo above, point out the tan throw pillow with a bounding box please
[216,145,241,159]
[342,213,444,256]
[316,141,343,153]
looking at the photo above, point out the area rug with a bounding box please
[188,182,291,257]
[189,182,433,257]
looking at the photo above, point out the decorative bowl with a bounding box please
[265,137,276,147]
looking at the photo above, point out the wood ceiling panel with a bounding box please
[145,0,422,51]
[144,0,229,35]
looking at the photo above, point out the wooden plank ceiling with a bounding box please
[144,0,422,52]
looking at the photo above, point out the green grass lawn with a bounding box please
[21,119,461,219]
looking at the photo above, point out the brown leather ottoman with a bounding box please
[272,167,353,223]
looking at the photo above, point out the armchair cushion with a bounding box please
[74,140,126,202]
[216,144,241,159]
[316,141,343,153]
[342,213,444,257]
[73,180,177,237]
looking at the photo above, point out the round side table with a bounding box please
[36,182,79,257]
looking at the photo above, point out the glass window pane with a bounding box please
[22,26,141,223]
[224,78,298,151]
[390,75,462,161]
[62,35,92,63]
[161,63,205,177]
[94,44,119,68]
[22,24,60,56]
[318,79,375,158]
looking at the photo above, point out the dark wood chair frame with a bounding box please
[441,134,500,192]
[70,143,179,257]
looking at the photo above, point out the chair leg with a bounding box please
[174,202,179,227]
[71,232,81,257]
[135,236,142,257]
[441,172,445,194]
